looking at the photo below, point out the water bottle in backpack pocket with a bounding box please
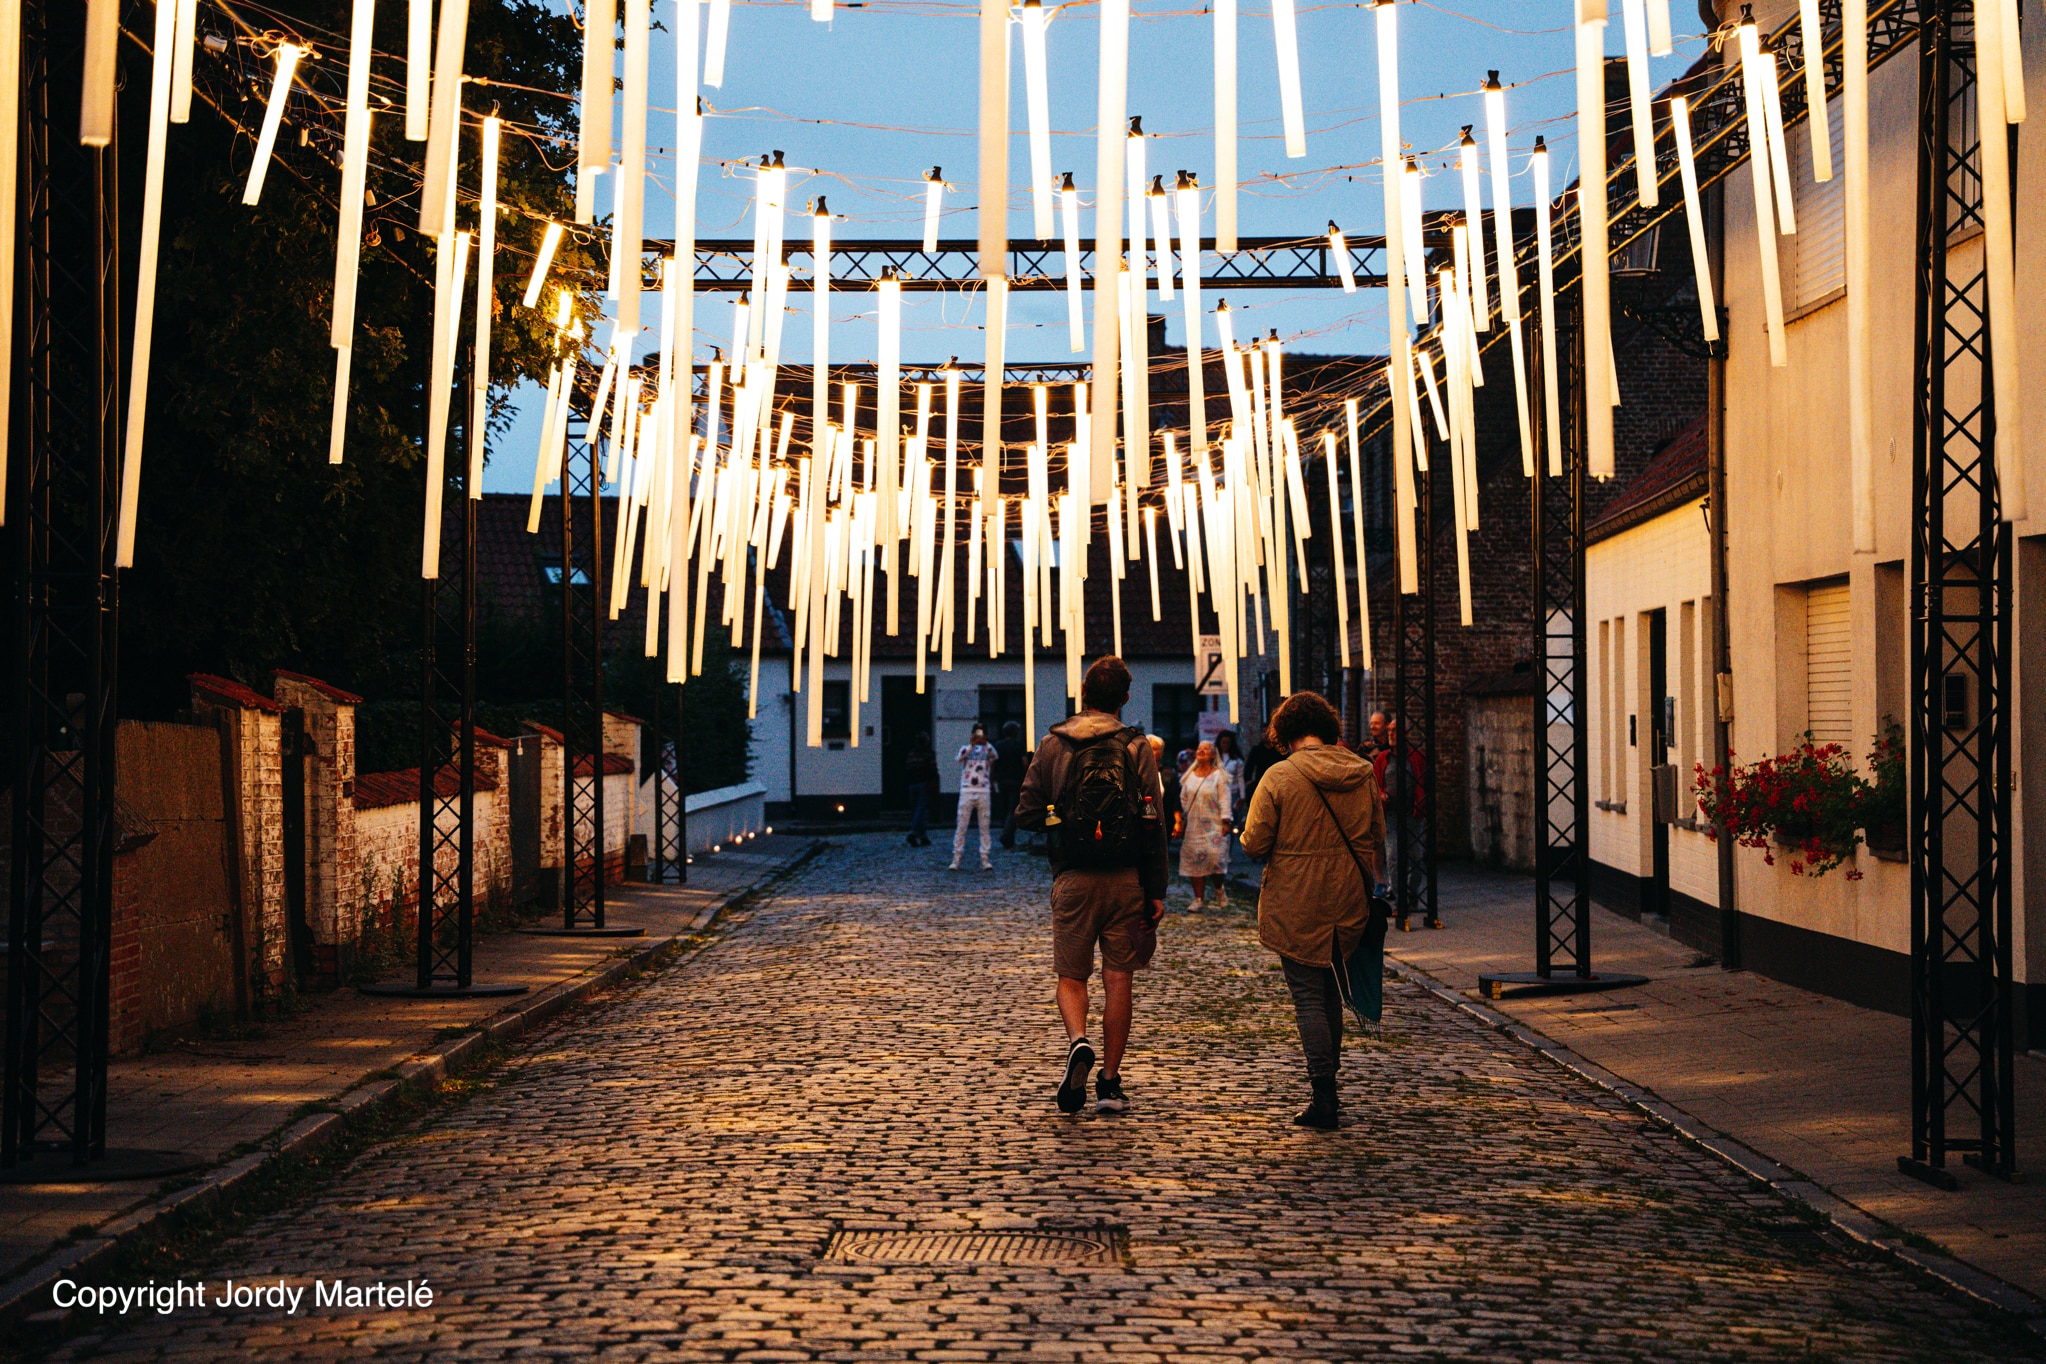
[1049,727,1147,870]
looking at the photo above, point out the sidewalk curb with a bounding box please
[1384,957,2046,1336]
[0,841,823,1329]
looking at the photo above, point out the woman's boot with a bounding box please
[1293,1077,1339,1129]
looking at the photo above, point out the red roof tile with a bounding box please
[353,765,502,810]
[570,753,635,777]
[269,670,365,705]
[1587,417,1709,543]
[189,673,285,715]
[522,720,566,744]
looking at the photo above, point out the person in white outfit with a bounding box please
[951,723,997,870]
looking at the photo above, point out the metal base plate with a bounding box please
[1897,1155,1963,1191]
[0,1147,201,1185]
[1476,971,1650,1000]
[518,924,646,938]
[357,981,531,998]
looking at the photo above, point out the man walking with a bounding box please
[1014,656,1168,1115]
[950,723,997,871]
[995,720,1029,848]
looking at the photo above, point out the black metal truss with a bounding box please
[411,422,477,990]
[1903,0,2016,1188]
[4,0,121,1168]
[1390,466,1437,930]
[1292,474,1342,711]
[560,422,609,927]
[1532,296,1590,980]
[651,235,1389,294]
[649,684,685,883]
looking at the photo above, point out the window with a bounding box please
[1598,619,1614,800]
[1613,225,1661,277]
[820,680,851,741]
[1679,600,1697,818]
[1152,684,1203,758]
[536,552,591,586]
[1787,114,1848,315]
[1805,580,1852,746]
[977,685,1026,744]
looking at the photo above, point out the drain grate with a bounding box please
[823,1228,1124,1267]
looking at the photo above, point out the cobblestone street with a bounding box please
[31,837,2042,1362]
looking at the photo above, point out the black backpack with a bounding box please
[1050,727,1146,869]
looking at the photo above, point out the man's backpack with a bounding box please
[1050,727,1146,869]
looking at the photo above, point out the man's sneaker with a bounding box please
[1096,1073,1130,1114]
[980,860,993,871]
[1057,1038,1095,1114]
[947,860,961,870]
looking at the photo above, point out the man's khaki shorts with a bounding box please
[1051,867,1149,980]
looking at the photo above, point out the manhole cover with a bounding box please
[823,1228,1123,1267]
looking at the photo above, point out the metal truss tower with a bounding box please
[1390,466,1437,932]
[1903,0,2017,1187]
[3,0,122,1169]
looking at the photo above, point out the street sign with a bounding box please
[1196,634,1227,696]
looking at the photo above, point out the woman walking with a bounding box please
[1239,692,1386,1130]
[1177,742,1232,911]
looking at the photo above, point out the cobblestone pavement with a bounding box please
[34,837,2043,1362]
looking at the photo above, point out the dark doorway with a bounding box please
[1153,684,1202,758]
[978,685,1026,744]
[1648,609,1671,921]
[881,676,933,810]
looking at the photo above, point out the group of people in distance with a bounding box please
[898,655,1430,1131]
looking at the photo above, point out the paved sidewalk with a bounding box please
[0,835,812,1282]
[1373,862,2046,1303]
[24,835,2041,1361]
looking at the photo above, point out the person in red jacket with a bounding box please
[1372,717,1437,929]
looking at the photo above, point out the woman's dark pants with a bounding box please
[1282,958,1344,1082]
[908,781,929,841]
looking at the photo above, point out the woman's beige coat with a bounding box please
[1238,745,1387,967]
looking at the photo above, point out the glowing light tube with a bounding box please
[978,0,1008,275]
[1059,173,1084,351]
[242,44,303,206]
[1760,41,1797,234]
[813,0,830,21]
[1402,158,1427,325]
[79,0,114,145]
[1125,120,1147,293]
[1023,0,1054,240]
[1576,1,1615,481]
[1177,174,1206,458]
[1214,0,1237,251]
[1533,137,1561,473]
[1270,0,1305,158]
[1845,0,1873,550]
[1329,223,1354,293]
[1091,0,1129,497]
[812,199,832,446]
[1483,75,1517,323]
[115,0,180,567]
[1150,181,1174,299]
[523,222,564,308]
[1321,432,1349,666]
[423,231,472,579]
[1737,17,1789,367]
[1619,0,1657,207]
[1670,97,1718,344]
[1373,0,1417,595]
[1974,0,2025,519]
[1999,0,2025,123]
[1457,127,1488,329]
[923,168,944,255]
[614,0,650,336]
[704,0,731,86]
[408,0,430,141]
[1648,0,1671,55]
[983,275,1008,511]
[577,0,616,220]
[171,0,195,122]
[470,115,500,494]
[419,0,471,233]
[327,348,353,468]
[1798,0,1833,180]
[1344,400,1371,669]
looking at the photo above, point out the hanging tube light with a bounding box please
[1575,0,1615,481]
[1373,0,1417,596]
[1270,0,1306,157]
[1090,0,1130,495]
[1177,173,1205,459]
[1669,98,1718,344]
[171,0,196,123]
[1618,0,1657,207]
[115,0,180,565]
[523,222,564,308]
[1532,137,1560,473]
[1845,0,1873,549]
[408,0,431,140]
[1759,29,1798,234]
[704,0,732,86]
[577,0,615,220]
[1456,126,1489,328]
[1737,11,1789,367]
[1797,0,1834,180]
[1022,0,1054,241]
[241,43,304,206]
[1328,223,1355,294]
[470,116,500,494]
[418,0,471,234]
[1059,172,1085,352]
[1974,0,2025,518]
[1401,158,1428,327]
[923,167,945,255]
[1214,0,1237,250]
[1150,178,1174,299]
